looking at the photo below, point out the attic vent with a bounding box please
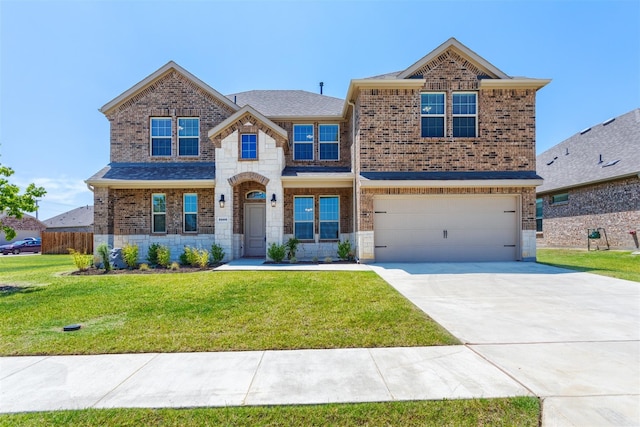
[602,117,615,126]
[580,127,591,135]
[602,159,620,167]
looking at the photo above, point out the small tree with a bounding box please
[285,237,300,260]
[146,243,161,266]
[0,164,46,240]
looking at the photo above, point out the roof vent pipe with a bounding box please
[598,154,603,164]
[319,82,324,95]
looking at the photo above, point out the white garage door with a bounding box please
[374,195,519,262]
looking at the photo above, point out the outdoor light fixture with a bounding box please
[219,194,225,208]
[271,193,277,207]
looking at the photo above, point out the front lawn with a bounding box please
[537,248,640,282]
[0,256,458,356]
[0,397,540,427]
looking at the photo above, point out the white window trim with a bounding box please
[178,117,200,157]
[183,193,198,233]
[294,195,314,240]
[293,124,314,161]
[152,193,167,234]
[150,117,172,157]
[319,195,340,240]
[420,92,446,138]
[452,91,478,138]
[319,124,340,161]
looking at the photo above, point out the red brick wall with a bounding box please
[105,71,235,163]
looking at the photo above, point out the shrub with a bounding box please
[289,256,298,264]
[337,240,352,261]
[211,243,225,264]
[139,263,150,271]
[324,256,333,263]
[68,249,93,272]
[121,244,139,269]
[146,243,161,266]
[97,243,111,271]
[156,245,171,268]
[267,242,286,263]
[181,246,199,267]
[170,262,180,271]
[285,237,300,260]
[195,248,210,268]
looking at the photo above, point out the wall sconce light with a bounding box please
[271,193,277,207]
[219,194,225,208]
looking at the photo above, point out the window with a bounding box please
[293,124,314,160]
[151,118,172,156]
[319,196,339,240]
[184,193,197,233]
[246,190,266,200]
[319,124,339,160]
[536,198,543,232]
[452,92,477,137]
[152,194,166,233]
[241,133,257,159]
[551,193,569,204]
[420,93,445,137]
[178,118,199,156]
[294,196,314,240]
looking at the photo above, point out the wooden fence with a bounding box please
[42,232,93,254]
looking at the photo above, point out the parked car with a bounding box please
[1,240,41,255]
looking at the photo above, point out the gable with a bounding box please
[100,61,239,117]
[398,38,508,80]
[208,105,289,151]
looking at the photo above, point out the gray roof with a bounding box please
[282,166,351,176]
[88,162,216,182]
[360,171,542,181]
[227,90,344,118]
[537,109,640,194]
[43,205,94,229]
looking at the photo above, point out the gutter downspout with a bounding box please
[348,100,358,262]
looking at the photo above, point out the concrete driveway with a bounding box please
[370,262,640,426]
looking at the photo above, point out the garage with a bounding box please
[373,195,519,262]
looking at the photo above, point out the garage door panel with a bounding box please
[374,196,519,262]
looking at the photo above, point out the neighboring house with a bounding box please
[0,213,46,245]
[536,109,640,249]
[43,205,94,232]
[86,38,549,263]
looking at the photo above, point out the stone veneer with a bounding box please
[538,176,640,250]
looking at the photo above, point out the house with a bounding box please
[86,38,549,263]
[43,205,94,232]
[536,109,640,249]
[0,213,46,245]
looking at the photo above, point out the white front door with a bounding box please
[244,203,266,257]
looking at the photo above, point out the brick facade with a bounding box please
[538,176,640,249]
[283,187,353,236]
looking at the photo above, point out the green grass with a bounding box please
[537,249,640,282]
[0,255,458,356]
[0,397,540,426]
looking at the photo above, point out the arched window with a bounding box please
[246,190,266,200]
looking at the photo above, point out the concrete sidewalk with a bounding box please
[0,346,530,413]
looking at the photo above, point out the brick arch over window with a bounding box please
[227,172,270,187]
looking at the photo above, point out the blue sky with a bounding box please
[1,0,638,221]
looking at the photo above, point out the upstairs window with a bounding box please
[241,134,257,159]
[152,194,167,233]
[319,124,339,161]
[151,118,172,156]
[183,193,198,233]
[452,93,477,137]
[420,93,445,137]
[293,124,314,160]
[319,196,339,240]
[178,118,199,156]
[294,196,314,240]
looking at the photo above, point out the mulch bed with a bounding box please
[70,266,219,275]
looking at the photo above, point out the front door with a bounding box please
[244,203,266,257]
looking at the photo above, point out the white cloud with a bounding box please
[13,175,93,221]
